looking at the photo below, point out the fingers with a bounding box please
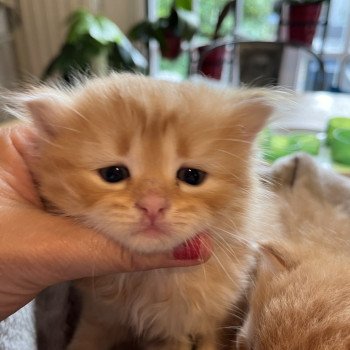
[0,125,41,206]
[49,216,213,280]
[0,203,212,289]
[0,203,212,321]
[116,235,213,272]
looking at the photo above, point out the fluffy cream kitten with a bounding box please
[14,73,277,349]
[238,243,350,350]
[238,155,350,350]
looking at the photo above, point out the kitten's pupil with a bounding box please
[99,166,130,183]
[177,168,206,186]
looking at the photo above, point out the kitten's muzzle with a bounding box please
[135,194,170,224]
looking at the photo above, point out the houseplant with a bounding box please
[129,0,199,60]
[276,0,329,46]
[195,0,236,80]
[43,9,147,81]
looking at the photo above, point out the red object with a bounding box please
[173,233,210,260]
[198,45,226,80]
[161,29,182,60]
[288,2,322,46]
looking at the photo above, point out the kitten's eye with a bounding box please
[177,168,207,186]
[98,166,130,183]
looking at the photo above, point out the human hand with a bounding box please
[0,124,212,320]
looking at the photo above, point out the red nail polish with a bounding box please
[173,235,203,260]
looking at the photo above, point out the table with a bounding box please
[268,91,350,175]
[188,77,350,132]
[270,91,350,131]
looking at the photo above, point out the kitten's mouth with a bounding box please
[138,224,168,237]
[132,221,212,258]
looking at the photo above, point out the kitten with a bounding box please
[15,73,277,349]
[238,243,350,350]
[238,164,350,350]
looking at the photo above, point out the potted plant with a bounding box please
[195,0,236,80]
[44,9,147,81]
[276,0,329,46]
[129,0,199,60]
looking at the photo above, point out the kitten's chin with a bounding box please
[137,226,168,238]
[122,228,210,255]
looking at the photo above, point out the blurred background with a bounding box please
[1,0,350,170]
[0,0,349,91]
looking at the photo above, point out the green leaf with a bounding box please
[42,42,92,78]
[117,36,148,69]
[129,20,155,43]
[66,9,95,43]
[129,20,166,49]
[89,16,123,44]
[176,9,199,41]
[43,8,147,79]
[175,0,192,11]
[108,42,147,72]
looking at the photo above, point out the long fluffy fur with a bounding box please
[8,73,280,349]
[238,155,350,350]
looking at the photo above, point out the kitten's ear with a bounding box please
[259,243,297,275]
[24,90,70,137]
[231,90,275,141]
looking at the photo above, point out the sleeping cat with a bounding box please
[14,73,278,349]
[237,156,350,350]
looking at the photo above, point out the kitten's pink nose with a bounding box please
[136,195,169,220]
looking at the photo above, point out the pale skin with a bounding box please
[0,125,211,321]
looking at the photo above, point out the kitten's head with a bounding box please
[20,74,272,254]
[237,244,350,350]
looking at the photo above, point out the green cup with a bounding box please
[331,128,350,165]
[262,131,320,162]
[293,134,320,155]
[326,117,350,145]
[264,134,300,161]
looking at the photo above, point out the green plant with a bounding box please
[210,0,236,40]
[199,0,275,41]
[129,0,199,60]
[44,9,147,80]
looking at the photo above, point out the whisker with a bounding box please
[216,149,250,164]
[213,138,253,145]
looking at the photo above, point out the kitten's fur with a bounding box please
[238,156,350,350]
[16,74,278,349]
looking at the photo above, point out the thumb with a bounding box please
[15,210,213,288]
[62,227,213,279]
[106,232,213,273]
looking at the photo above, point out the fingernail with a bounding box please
[173,235,204,260]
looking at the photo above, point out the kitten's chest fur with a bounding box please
[78,245,252,341]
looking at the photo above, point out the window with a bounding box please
[149,0,350,90]
[149,0,278,79]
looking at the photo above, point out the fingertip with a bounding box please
[173,233,213,262]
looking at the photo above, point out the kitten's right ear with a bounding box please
[24,91,70,137]
[229,89,290,141]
